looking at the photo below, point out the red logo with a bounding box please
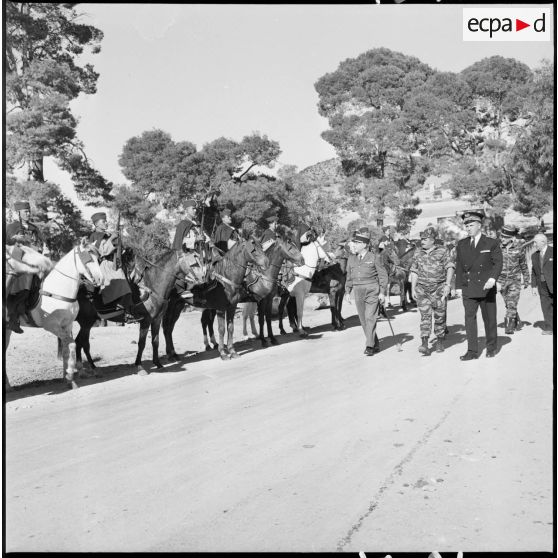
[516,19,530,31]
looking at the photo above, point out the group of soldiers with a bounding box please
[5,201,554,359]
[343,209,552,359]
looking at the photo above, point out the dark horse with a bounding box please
[384,242,417,311]
[247,236,304,347]
[162,238,268,361]
[277,243,349,333]
[75,247,197,374]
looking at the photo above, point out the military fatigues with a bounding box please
[498,242,528,320]
[346,251,388,348]
[410,245,455,337]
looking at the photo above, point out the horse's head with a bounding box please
[245,237,269,268]
[76,238,104,287]
[276,236,304,266]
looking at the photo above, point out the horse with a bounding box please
[162,237,268,361]
[247,236,304,347]
[5,240,104,389]
[75,247,200,375]
[381,244,417,311]
[277,243,348,334]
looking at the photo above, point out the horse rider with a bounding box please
[212,208,240,256]
[287,222,332,337]
[261,213,279,251]
[171,199,210,299]
[409,226,455,356]
[455,209,503,360]
[89,212,143,322]
[5,200,50,333]
[497,224,529,335]
[345,229,388,356]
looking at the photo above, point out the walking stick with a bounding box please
[380,300,403,352]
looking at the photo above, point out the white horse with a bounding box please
[5,239,104,390]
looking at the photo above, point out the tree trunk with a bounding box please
[28,157,44,182]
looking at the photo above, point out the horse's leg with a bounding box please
[386,280,392,308]
[227,306,240,358]
[266,297,278,345]
[216,310,229,360]
[209,309,218,349]
[294,282,308,337]
[75,326,97,379]
[278,291,288,335]
[201,309,211,351]
[329,283,338,330]
[287,295,298,331]
[135,320,150,375]
[163,301,180,361]
[59,331,78,389]
[151,315,164,369]
[257,300,268,347]
[337,284,345,329]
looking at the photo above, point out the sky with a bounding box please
[37,3,554,218]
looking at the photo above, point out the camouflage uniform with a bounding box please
[410,244,455,338]
[498,240,528,320]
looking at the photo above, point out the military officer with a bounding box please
[212,208,239,255]
[455,210,503,360]
[531,233,554,335]
[345,229,388,356]
[409,226,455,355]
[498,224,529,334]
[6,200,50,333]
[88,212,141,320]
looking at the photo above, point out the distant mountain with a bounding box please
[299,158,345,193]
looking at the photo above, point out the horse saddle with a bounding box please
[78,282,127,321]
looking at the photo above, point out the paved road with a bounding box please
[5,292,553,552]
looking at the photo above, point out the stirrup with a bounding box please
[180,290,194,300]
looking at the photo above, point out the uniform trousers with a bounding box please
[462,288,497,354]
[537,281,553,331]
[353,283,380,348]
[498,280,522,320]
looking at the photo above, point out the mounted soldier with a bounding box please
[212,208,240,257]
[5,200,51,333]
[88,212,141,322]
[261,213,279,251]
[171,199,210,299]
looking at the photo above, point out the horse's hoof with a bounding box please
[212,344,219,350]
[220,353,229,361]
[279,329,287,335]
[270,337,278,345]
[167,354,180,362]
[154,362,163,370]
[205,345,212,352]
[137,366,149,376]
[229,351,240,359]
[261,339,268,348]
[67,380,79,390]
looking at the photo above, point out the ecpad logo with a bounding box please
[463,8,551,41]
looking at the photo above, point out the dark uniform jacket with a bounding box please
[346,251,388,293]
[6,221,43,251]
[531,245,554,294]
[455,234,503,298]
[213,223,238,253]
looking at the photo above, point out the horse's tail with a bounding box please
[57,337,63,360]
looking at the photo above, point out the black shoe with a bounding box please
[435,337,445,353]
[504,317,514,335]
[460,351,478,361]
[372,345,381,354]
[364,347,375,356]
[364,346,372,355]
[486,349,496,358]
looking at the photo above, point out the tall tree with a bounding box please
[5,2,111,204]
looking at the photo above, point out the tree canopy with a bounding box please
[6,2,111,204]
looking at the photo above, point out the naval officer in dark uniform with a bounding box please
[455,210,503,360]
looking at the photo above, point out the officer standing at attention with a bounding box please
[455,210,503,360]
[345,229,388,356]
[409,226,455,355]
[498,224,529,334]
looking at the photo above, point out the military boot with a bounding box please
[514,313,523,331]
[7,289,30,334]
[504,317,515,335]
[435,336,445,353]
[418,336,430,356]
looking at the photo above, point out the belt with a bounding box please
[294,272,312,281]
